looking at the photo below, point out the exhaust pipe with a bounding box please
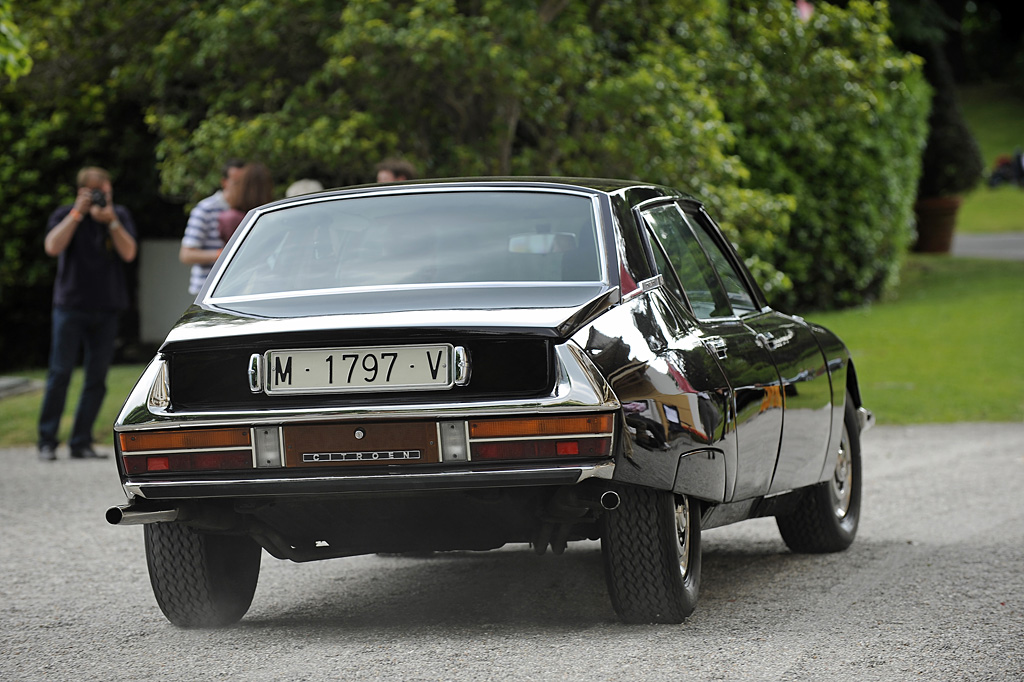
[599,490,620,511]
[105,504,179,526]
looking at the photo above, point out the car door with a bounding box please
[683,205,834,494]
[638,202,783,502]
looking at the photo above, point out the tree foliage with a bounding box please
[702,0,931,309]
[0,0,31,80]
[143,0,795,295]
[1,0,929,368]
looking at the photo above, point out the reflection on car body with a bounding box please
[107,178,873,627]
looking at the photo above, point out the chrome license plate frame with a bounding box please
[264,344,454,395]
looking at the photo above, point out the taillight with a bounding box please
[119,427,254,474]
[469,414,613,439]
[472,437,610,461]
[120,428,250,452]
[467,414,613,462]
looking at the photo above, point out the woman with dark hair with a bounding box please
[218,162,274,242]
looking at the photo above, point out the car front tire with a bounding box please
[601,486,701,624]
[776,394,862,553]
[144,522,261,628]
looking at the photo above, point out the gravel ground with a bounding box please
[1,422,1022,681]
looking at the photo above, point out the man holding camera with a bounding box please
[37,166,137,461]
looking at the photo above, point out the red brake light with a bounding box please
[123,450,254,475]
[471,437,609,461]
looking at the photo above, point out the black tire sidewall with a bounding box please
[144,522,261,628]
[601,486,701,623]
[835,399,862,539]
[775,394,863,553]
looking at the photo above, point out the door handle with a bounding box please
[755,332,776,350]
[704,335,727,360]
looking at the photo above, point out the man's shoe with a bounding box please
[70,446,108,459]
[38,445,57,461]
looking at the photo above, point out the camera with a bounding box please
[90,189,107,208]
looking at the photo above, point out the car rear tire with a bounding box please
[144,522,261,628]
[776,395,862,553]
[601,486,701,624]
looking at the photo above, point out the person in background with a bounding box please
[179,159,245,295]
[375,158,417,183]
[286,178,324,197]
[37,167,137,461]
[217,162,274,243]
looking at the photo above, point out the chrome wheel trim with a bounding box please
[674,496,691,578]
[830,424,853,520]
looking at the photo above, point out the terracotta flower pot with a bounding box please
[912,196,963,253]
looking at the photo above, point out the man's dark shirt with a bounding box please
[46,204,137,311]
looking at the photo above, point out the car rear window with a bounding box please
[212,190,602,298]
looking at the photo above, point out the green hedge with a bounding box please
[700,0,931,311]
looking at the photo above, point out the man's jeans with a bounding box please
[37,307,119,450]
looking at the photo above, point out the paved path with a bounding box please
[952,232,1024,260]
[1,423,1022,681]
[0,376,42,399]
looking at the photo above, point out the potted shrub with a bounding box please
[912,40,984,252]
[891,2,984,253]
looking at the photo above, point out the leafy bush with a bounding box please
[698,0,931,310]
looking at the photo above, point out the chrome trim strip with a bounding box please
[435,421,443,462]
[116,403,614,432]
[277,425,285,466]
[250,426,258,467]
[121,446,252,456]
[135,358,171,417]
[454,345,471,386]
[639,274,664,292]
[124,461,616,499]
[621,287,644,303]
[212,280,600,306]
[248,354,262,393]
[470,432,614,443]
[147,358,171,410]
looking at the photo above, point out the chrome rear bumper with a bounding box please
[123,461,616,501]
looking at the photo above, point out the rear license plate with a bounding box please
[265,344,453,394]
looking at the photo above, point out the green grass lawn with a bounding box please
[957,82,1024,234]
[0,364,146,448]
[808,255,1024,425]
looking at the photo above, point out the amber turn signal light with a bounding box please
[119,427,251,453]
[469,414,613,439]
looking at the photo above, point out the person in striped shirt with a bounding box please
[179,160,245,294]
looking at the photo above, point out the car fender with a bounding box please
[571,295,732,503]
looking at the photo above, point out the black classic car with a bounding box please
[107,178,873,626]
